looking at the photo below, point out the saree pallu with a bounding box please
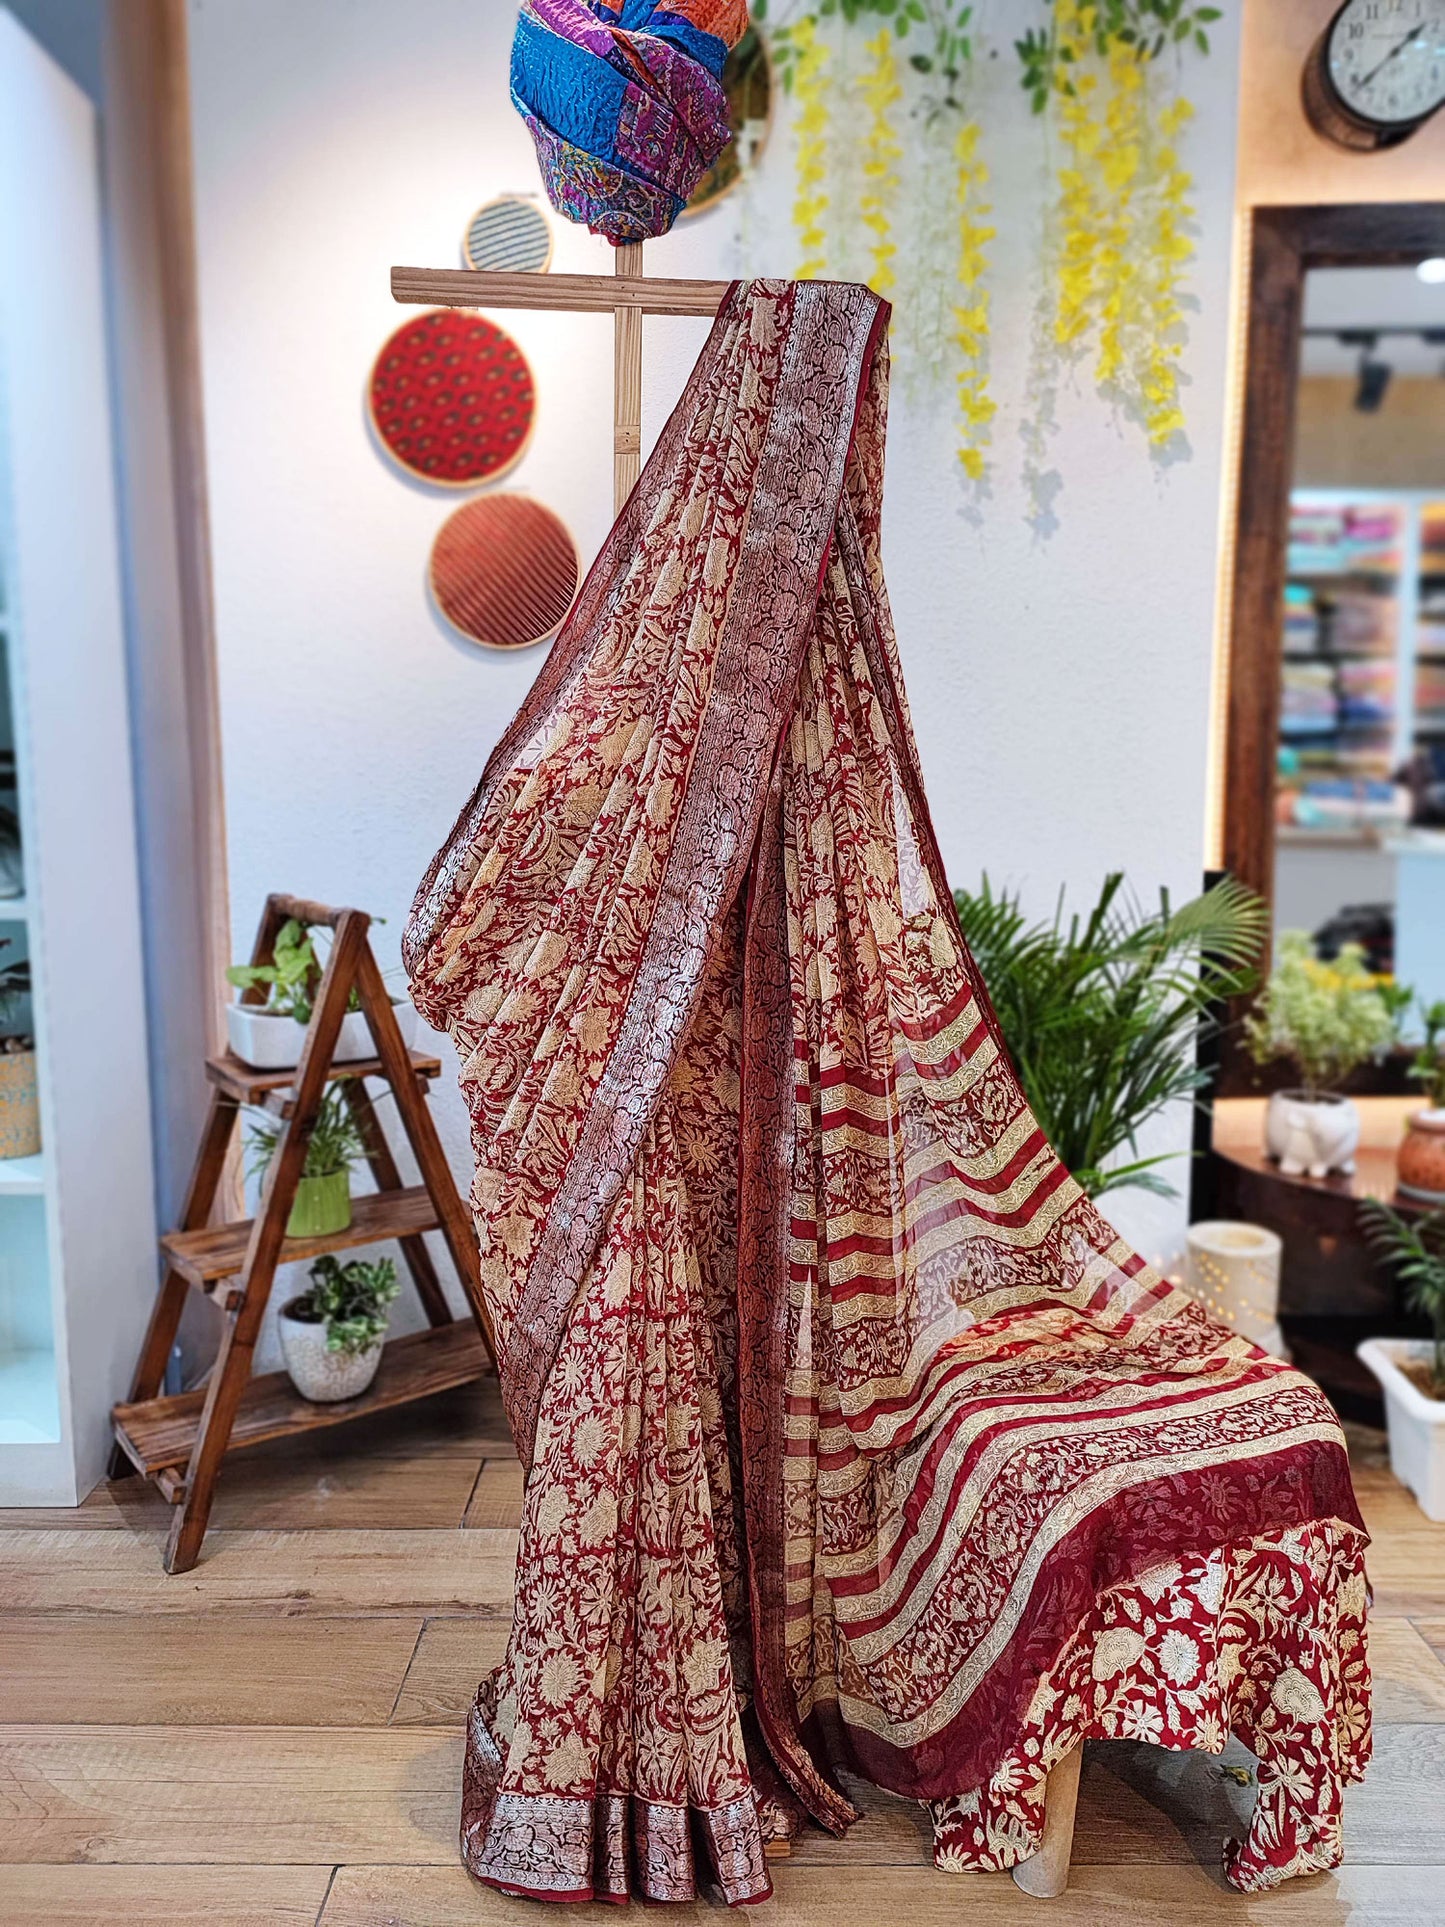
[404,278,1370,1906]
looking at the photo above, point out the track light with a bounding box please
[1356,341,1394,412]
[1419,257,1445,284]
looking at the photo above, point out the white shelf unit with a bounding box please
[0,11,157,1504]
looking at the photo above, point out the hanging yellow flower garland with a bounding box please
[858,28,903,299]
[1025,0,1210,477]
[791,14,830,280]
[756,0,1213,515]
[953,120,995,484]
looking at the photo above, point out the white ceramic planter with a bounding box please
[279,1300,385,1402]
[225,999,417,1070]
[1264,1089,1360,1179]
[1358,1338,1445,1523]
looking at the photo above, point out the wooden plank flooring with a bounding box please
[2,1389,1443,1924]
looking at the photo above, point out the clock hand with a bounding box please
[1358,20,1425,90]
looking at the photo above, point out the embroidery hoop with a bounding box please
[428,490,580,651]
[680,25,772,218]
[460,193,555,274]
[367,307,537,490]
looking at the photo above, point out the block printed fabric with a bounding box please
[404,278,1371,1907]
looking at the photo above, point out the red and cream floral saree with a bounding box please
[404,279,1370,1906]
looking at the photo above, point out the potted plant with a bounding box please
[225,917,416,1070]
[247,1083,372,1237]
[1398,1000,1445,1204]
[1359,1199,1445,1521]
[0,940,38,1159]
[952,872,1265,1199]
[1243,932,1402,1179]
[279,1252,400,1401]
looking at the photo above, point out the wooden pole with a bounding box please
[391,249,731,517]
[390,264,727,317]
[614,242,643,514]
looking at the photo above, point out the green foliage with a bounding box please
[1243,933,1402,1099]
[246,1083,373,1183]
[760,0,974,100]
[1016,0,1222,114]
[293,1253,400,1356]
[226,918,364,1022]
[952,871,1265,1200]
[1410,1000,1445,1111]
[1360,1199,1445,1396]
[227,918,321,1024]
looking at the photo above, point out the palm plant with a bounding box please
[952,872,1266,1200]
[1360,1199,1445,1397]
[246,1082,371,1183]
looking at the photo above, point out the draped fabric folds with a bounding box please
[404,279,1370,1907]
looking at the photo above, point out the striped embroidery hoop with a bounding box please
[462,195,554,274]
[429,492,579,651]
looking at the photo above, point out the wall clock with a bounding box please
[1303,0,1445,151]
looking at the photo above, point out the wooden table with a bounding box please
[1210,1096,1429,1423]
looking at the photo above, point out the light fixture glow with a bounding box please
[1418,257,1445,284]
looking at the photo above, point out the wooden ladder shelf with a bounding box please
[109,893,496,1573]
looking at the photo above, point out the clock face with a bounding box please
[1329,0,1445,127]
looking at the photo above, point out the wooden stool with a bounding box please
[1011,1744,1084,1899]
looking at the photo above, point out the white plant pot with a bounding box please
[1264,1088,1360,1179]
[225,999,418,1070]
[279,1301,386,1403]
[1358,1338,1445,1523]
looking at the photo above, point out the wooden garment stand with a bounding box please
[391,245,729,514]
[110,893,496,1574]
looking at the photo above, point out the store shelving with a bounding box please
[0,16,156,1504]
[1278,490,1443,836]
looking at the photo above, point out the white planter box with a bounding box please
[225,999,417,1071]
[1358,1338,1445,1523]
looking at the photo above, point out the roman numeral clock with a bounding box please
[1304,0,1445,149]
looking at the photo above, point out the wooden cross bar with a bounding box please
[391,243,730,512]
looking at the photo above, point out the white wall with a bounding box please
[187,0,1243,1303]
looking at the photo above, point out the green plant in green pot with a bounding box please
[1358,1199,1445,1521]
[952,872,1266,1200]
[247,1084,371,1237]
[1244,933,1403,1180]
[279,1253,400,1403]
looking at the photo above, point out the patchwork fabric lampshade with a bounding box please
[510,0,751,242]
[369,310,535,487]
[429,492,580,650]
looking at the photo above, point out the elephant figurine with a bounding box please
[1265,1089,1360,1180]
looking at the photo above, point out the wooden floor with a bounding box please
[3,1388,1445,1926]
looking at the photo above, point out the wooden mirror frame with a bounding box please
[1219,201,1445,1093]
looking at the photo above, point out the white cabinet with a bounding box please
[0,8,157,1502]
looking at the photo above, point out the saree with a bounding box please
[404,278,1371,1906]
